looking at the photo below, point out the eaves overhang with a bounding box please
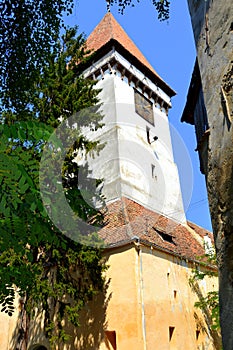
[103,236,217,270]
[85,38,176,98]
[181,58,202,125]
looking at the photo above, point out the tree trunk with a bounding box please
[187,0,233,348]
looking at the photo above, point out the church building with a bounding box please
[0,12,220,350]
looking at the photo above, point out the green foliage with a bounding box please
[189,252,220,331]
[0,0,75,114]
[152,0,170,21]
[107,0,170,21]
[0,26,107,348]
[0,0,171,114]
[194,291,220,331]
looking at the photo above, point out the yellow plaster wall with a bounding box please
[0,298,20,349]
[139,246,220,350]
[0,245,220,350]
[100,245,143,350]
[44,245,144,350]
[0,312,17,349]
[97,244,220,350]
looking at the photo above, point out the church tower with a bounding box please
[82,12,186,224]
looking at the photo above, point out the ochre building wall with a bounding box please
[0,244,219,349]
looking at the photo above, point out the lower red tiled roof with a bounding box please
[99,197,213,262]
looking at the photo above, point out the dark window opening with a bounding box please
[196,330,200,340]
[146,126,150,143]
[174,290,177,298]
[151,164,157,179]
[169,326,175,341]
[153,227,175,244]
[105,330,117,350]
[134,89,154,125]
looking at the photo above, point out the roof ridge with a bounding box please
[108,12,114,39]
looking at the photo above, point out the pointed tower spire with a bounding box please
[85,13,175,97]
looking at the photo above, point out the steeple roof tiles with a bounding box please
[86,13,175,97]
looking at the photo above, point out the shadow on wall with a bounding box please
[190,281,222,350]
[9,296,50,350]
[9,280,111,350]
[70,281,111,350]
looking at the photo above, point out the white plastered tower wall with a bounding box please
[82,51,186,224]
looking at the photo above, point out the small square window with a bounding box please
[134,89,154,125]
[105,330,117,350]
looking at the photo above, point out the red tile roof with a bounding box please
[86,13,175,97]
[99,197,213,262]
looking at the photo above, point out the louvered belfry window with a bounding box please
[134,89,154,125]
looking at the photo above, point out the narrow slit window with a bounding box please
[151,164,155,178]
[196,330,200,340]
[169,326,175,341]
[146,126,151,143]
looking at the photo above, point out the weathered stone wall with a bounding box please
[187,0,233,348]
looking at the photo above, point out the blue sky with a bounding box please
[64,0,212,231]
